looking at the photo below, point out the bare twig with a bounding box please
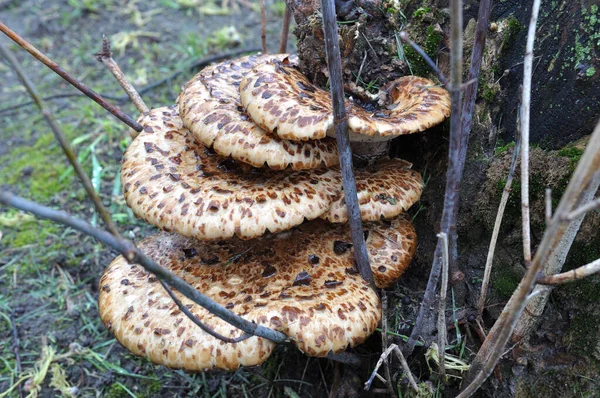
[437,232,449,381]
[321,0,374,287]
[519,0,542,266]
[562,196,600,221]
[545,188,552,226]
[380,292,393,395]
[260,0,267,54]
[10,310,23,398]
[460,117,600,396]
[96,36,149,115]
[0,22,143,132]
[406,0,463,354]
[537,258,600,285]
[477,137,522,316]
[0,40,121,237]
[365,344,419,392]
[0,191,289,344]
[279,4,292,53]
[398,31,448,86]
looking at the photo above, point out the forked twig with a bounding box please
[321,0,374,287]
[0,40,121,237]
[96,36,149,115]
[437,232,449,381]
[279,4,292,53]
[0,192,288,344]
[365,344,419,392]
[477,136,522,316]
[0,22,143,132]
[562,196,600,221]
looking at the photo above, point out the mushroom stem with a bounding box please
[349,141,391,164]
[321,0,375,288]
[0,191,289,344]
[0,22,143,132]
[96,36,149,116]
[0,40,122,238]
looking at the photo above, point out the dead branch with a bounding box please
[321,0,374,288]
[437,232,449,381]
[365,344,419,392]
[477,136,522,316]
[562,195,600,221]
[96,36,149,115]
[260,0,267,53]
[537,258,600,285]
[0,22,143,132]
[0,40,121,238]
[380,291,393,395]
[0,191,289,344]
[545,188,553,226]
[279,4,292,53]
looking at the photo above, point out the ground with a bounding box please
[1,0,600,397]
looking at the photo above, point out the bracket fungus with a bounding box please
[103,48,451,373]
[98,216,416,370]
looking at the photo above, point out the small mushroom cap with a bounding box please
[345,76,451,141]
[121,106,340,240]
[240,61,334,141]
[321,159,424,223]
[98,216,416,370]
[240,62,450,142]
[178,54,339,170]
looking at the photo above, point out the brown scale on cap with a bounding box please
[322,159,424,223]
[98,216,416,370]
[177,54,340,170]
[240,62,450,142]
[121,106,340,240]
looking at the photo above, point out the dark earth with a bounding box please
[1,0,600,397]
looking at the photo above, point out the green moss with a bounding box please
[503,16,523,45]
[492,264,522,299]
[401,25,443,77]
[104,382,129,398]
[586,66,596,76]
[494,141,515,155]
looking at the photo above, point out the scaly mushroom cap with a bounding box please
[239,61,334,141]
[346,76,451,141]
[98,216,416,371]
[122,106,340,240]
[321,159,424,223]
[240,62,450,142]
[177,54,339,170]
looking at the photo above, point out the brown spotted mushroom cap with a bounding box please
[240,62,450,142]
[322,159,424,223]
[177,54,339,170]
[121,106,340,240]
[98,215,417,370]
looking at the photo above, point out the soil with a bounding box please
[1,0,600,398]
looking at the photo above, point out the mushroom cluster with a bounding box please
[99,53,450,371]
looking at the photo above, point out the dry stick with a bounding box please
[10,310,23,398]
[365,344,419,392]
[279,4,292,54]
[545,188,552,226]
[537,258,600,285]
[436,232,449,382]
[477,137,522,316]
[562,196,600,221]
[0,40,121,238]
[321,0,374,287]
[380,292,394,395]
[96,36,149,115]
[0,22,143,132]
[398,31,448,87]
[406,0,463,354]
[260,0,267,54]
[0,191,289,344]
[520,0,541,266]
[459,118,600,397]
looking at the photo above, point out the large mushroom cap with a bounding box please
[122,106,340,240]
[177,54,340,170]
[98,216,416,371]
[322,159,424,223]
[240,62,450,142]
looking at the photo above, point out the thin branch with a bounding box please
[380,291,394,395]
[537,258,600,285]
[545,188,552,226]
[279,4,292,53]
[260,0,267,54]
[321,0,374,288]
[436,232,449,381]
[95,36,149,115]
[477,137,522,316]
[562,196,600,221]
[460,116,600,396]
[406,0,463,354]
[398,31,448,86]
[0,22,143,132]
[365,344,419,392]
[0,191,289,344]
[520,0,541,265]
[159,279,251,344]
[10,310,23,398]
[0,40,121,237]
